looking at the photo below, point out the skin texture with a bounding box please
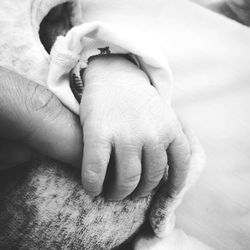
[80,55,191,200]
[0,159,152,250]
[0,54,191,202]
[0,66,83,169]
[0,4,82,169]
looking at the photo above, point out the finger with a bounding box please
[133,144,167,198]
[0,67,82,165]
[0,139,32,167]
[149,128,203,237]
[108,142,142,200]
[81,126,112,197]
[167,130,191,197]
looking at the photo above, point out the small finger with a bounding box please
[167,131,191,196]
[108,142,142,200]
[81,126,112,197]
[133,144,167,198]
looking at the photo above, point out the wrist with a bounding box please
[84,54,150,87]
[70,54,150,103]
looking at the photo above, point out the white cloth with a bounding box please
[48,22,173,114]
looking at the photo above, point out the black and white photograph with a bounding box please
[0,0,249,249]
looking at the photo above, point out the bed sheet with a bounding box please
[170,2,250,249]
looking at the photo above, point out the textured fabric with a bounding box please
[0,158,152,249]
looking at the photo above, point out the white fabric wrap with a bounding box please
[47,22,173,114]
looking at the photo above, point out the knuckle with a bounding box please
[25,82,62,119]
[143,133,160,147]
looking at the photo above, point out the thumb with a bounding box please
[0,66,83,165]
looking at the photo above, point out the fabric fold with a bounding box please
[48,21,173,114]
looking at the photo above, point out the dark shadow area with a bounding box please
[39,2,73,53]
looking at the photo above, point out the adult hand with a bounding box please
[0,66,82,170]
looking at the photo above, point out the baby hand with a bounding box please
[80,55,190,200]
